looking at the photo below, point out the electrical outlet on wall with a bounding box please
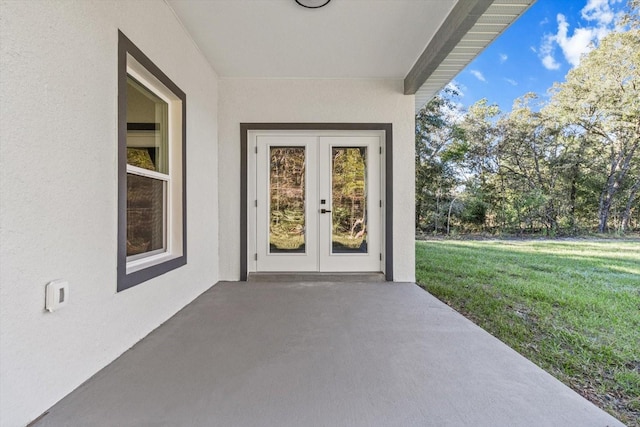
[45,280,69,312]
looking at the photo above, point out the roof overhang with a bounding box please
[407,0,535,111]
[167,0,535,112]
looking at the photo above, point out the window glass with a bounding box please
[126,77,168,174]
[126,173,166,257]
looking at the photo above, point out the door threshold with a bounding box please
[247,272,386,282]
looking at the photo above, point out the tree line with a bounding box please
[416,12,639,236]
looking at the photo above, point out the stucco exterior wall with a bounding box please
[218,79,416,282]
[0,1,219,425]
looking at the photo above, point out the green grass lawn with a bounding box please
[415,239,640,425]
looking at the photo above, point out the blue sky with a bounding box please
[452,0,628,112]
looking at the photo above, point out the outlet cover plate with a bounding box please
[45,280,69,312]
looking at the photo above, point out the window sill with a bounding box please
[126,252,182,275]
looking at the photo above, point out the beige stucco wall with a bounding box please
[1,2,417,425]
[0,1,219,425]
[218,78,416,282]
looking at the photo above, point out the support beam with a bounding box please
[404,0,493,95]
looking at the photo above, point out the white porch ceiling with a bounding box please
[167,0,534,111]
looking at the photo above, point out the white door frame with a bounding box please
[240,124,393,281]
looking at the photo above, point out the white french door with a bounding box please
[252,133,382,273]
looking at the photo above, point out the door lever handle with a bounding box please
[320,209,332,214]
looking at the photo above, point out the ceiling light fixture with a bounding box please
[295,0,331,9]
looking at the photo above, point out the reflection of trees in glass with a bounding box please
[127,174,164,256]
[332,148,367,251]
[127,148,156,170]
[266,146,368,252]
[269,148,306,251]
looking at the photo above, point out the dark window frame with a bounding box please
[117,31,187,292]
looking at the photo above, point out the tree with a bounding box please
[456,99,501,182]
[546,28,640,232]
[453,99,501,230]
[621,172,640,231]
[621,0,640,29]
[498,94,566,234]
[415,3,640,235]
[415,87,462,232]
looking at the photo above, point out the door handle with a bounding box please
[320,209,332,214]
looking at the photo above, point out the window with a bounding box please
[118,31,186,291]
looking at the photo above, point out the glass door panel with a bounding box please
[255,135,318,272]
[331,147,368,254]
[318,136,381,272]
[269,147,306,253]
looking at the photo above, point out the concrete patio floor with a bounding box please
[37,278,623,426]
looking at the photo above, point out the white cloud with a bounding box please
[470,69,486,82]
[539,33,561,70]
[555,14,603,67]
[536,0,621,70]
[581,0,621,25]
[542,55,561,70]
[504,78,518,86]
[499,53,508,63]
